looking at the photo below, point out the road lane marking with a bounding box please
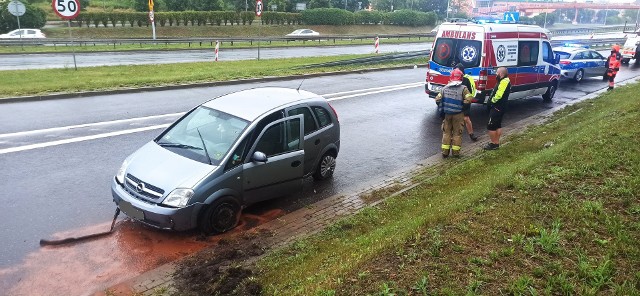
[0,124,169,155]
[0,82,425,154]
[0,113,183,139]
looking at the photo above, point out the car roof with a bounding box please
[202,87,319,121]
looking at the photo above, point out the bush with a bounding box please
[208,11,224,26]
[0,2,47,33]
[240,11,255,25]
[301,8,353,25]
[354,11,384,24]
[387,10,434,26]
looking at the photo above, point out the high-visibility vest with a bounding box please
[463,74,477,98]
[442,84,465,114]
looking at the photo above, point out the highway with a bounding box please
[2,65,640,295]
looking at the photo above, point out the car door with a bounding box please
[242,115,304,205]
[286,105,320,176]
[590,51,607,77]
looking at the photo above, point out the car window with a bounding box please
[312,106,332,128]
[542,42,554,64]
[574,52,586,60]
[302,30,312,34]
[518,41,539,66]
[591,51,604,60]
[555,51,571,59]
[288,107,317,135]
[224,136,249,171]
[27,30,36,35]
[254,118,301,157]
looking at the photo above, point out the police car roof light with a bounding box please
[563,43,589,49]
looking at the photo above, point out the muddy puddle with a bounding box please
[0,207,286,296]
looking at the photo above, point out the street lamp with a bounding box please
[446,0,450,20]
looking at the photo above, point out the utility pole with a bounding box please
[446,0,450,20]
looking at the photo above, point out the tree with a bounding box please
[308,0,331,9]
[532,12,556,27]
[0,2,47,33]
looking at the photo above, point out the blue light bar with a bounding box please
[563,43,589,49]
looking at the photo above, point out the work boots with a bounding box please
[469,133,479,142]
[483,143,500,150]
[442,148,450,158]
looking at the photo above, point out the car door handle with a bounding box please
[314,139,321,145]
[291,160,301,167]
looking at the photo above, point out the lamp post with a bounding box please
[446,0,450,20]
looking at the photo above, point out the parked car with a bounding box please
[0,29,46,39]
[112,87,340,234]
[287,29,319,36]
[553,45,607,82]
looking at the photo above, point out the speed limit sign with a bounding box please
[255,0,263,17]
[52,0,80,20]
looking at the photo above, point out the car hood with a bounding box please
[125,141,216,194]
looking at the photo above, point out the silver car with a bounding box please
[111,87,340,233]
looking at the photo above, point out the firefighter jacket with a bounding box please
[607,52,622,75]
[435,82,471,115]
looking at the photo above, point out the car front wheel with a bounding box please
[313,152,336,181]
[199,197,241,235]
[543,81,557,102]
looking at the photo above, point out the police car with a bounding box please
[553,44,608,82]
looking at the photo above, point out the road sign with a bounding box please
[8,1,26,17]
[255,0,263,17]
[503,11,519,23]
[149,11,155,21]
[52,0,80,20]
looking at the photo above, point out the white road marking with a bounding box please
[0,125,170,155]
[0,82,425,154]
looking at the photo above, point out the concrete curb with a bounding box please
[0,64,421,104]
[98,75,640,296]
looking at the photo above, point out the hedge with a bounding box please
[72,9,433,28]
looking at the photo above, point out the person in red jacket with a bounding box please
[606,44,622,91]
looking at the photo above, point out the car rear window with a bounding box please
[555,51,571,59]
[432,38,482,68]
[312,106,332,128]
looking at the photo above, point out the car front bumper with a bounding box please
[111,178,202,231]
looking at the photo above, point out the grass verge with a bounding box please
[254,83,640,295]
[0,37,429,54]
[0,55,426,98]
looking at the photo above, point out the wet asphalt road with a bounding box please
[2,64,640,294]
[0,42,429,70]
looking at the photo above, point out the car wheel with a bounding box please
[313,152,336,181]
[622,58,630,64]
[542,81,557,102]
[574,69,584,82]
[199,197,240,235]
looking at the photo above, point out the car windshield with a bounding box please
[156,106,249,165]
[432,37,482,68]
[555,51,571,59]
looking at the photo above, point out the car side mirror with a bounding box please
[554,53,560,65]
[251,151,268,163]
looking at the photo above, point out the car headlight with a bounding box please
[115,160,128,184]
[162,189,194,208]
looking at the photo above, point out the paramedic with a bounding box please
[435,69,473,157]
[455,63,479,142]
[484,67,511,151]
[606,44,622,91]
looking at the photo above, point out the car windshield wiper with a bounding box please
[196,128,213,165]
[157,142,203,150]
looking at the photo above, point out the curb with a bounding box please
[0,64,422,104]
[99,76,640,296]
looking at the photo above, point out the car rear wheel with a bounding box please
[622,58,631,64]
[199,197,240,235]
[313,152,336,181]
[543,81,557,102]
[574,69,584,82]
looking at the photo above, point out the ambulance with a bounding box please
[620,35,640,64]
[426,22,561,103]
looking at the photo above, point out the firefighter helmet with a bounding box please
[450,69,463,82]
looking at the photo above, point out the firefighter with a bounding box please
[455,63,479,142]
[606,44,622,91]
[435,69,473,157]
[484,67,511,151]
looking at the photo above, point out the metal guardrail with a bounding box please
[0,33,432,48]
[548,25,627,37]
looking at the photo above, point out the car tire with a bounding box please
[542,81,557,102]
[574,69,584,82]
[313,152,336,181]
[622,58,631,64]
[199,196,241,235]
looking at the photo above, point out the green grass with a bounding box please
[0,55,426,98]
[0,36,430,54]
[254,84,640,295]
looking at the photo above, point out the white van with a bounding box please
[426,22,561,103]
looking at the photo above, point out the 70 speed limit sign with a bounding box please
[52,0,80,20]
